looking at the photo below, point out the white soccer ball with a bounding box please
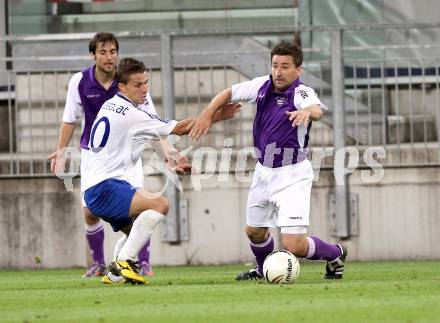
[263,250,300,284]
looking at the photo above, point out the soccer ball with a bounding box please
[263,251,300,284]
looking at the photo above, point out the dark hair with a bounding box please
[116,58,147,84]
[89,32,119,54]
[271,41,303,67]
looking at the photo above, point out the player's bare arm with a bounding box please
[165,102,239,172]
[47,121,76,174]
[172,118,196,136]
[188,88,233,140]
[212,102,241,123]
[285,104,323,127]
[178,101,240,137]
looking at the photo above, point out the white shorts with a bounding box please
[246,159,314,234]
[80,149,144,207]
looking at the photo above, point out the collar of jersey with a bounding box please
[116,92,137,108]
[88,65,118,91]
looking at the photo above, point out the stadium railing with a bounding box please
[0,23,440,178]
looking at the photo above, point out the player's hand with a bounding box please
[166,149,191,174]
[212,103,241,122]
[47,149,66,174]
[188,109,214,142]
[286,109,311,127]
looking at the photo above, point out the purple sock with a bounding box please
[138,239,151,270]
[250,235,274,274]
[85,223,105,265]
[306,236,342,261]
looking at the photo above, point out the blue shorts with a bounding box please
[84,178,137,232]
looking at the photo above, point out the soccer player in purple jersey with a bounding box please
[189,41,347,280]
[48,33,173,277]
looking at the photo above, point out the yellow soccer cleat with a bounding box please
[115,259,148,285]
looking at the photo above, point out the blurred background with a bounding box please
[1,0,440,269]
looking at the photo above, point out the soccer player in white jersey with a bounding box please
[83,58,239,284]
[189,41,347,280]
[48,33,176,277]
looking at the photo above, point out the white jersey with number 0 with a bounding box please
[81,93,177,192]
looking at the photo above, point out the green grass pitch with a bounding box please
[1,261,439,323]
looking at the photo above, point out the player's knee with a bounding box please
[245,226,268,243]
[283,238,308,258]
[84,208,100,225]
[152,196,169,215]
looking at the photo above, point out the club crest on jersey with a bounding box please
[276,96,286,107]
[298,90,308,99]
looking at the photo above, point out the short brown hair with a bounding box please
[89,32,119,54]
[271,41,303,67]
[116,58,147,84]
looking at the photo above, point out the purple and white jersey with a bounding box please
[231,75,325,168]
[62,65,157,149]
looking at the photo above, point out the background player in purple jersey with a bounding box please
[189,41,347,280]
[48,32,184,277]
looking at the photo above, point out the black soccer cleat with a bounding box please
[236,268,263,281]
[324,245,347,279]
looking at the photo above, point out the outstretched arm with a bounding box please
[188,88,232,140]
[172,100,240,136]
[212,102,241,123]
[171,118,195,136]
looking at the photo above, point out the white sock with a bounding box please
[117,210,165,261]
[306,236,316,259]
[113,235,127,260]
[85,219,103,233]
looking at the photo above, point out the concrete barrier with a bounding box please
[1,163,440,269]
